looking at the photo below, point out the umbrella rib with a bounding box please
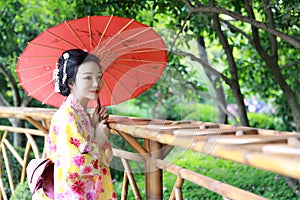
[97,16,113,46]
[104,70,133,98]
[124,48,167,54]
[100,38,165,64]
[112,38,163,55]
[111,63,162,77]
[116,58,167,64]
[88,16,92,50]
[28,79,53,96]
[19,70,53,85]
[64,20,87,50]
[25,42,68,52]
[45,29,82,49]
[96,18,135,53]
[16,63,55,72]
[99,27,152,54]
[100,48,167,66]
[42,90,56,105]
[102,77,118,105]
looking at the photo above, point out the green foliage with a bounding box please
[9,180,32,200]
[248,112,276,130]
[114,150,298,199]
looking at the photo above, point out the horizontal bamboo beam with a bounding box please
[112,148,144,162]
[0,125,45,136]
[156,159,267,200]
[111,122,300,180]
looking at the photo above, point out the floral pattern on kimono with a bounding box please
[32,94,116,200]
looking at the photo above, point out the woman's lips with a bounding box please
[91,90,99,94]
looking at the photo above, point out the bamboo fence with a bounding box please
[0,106,299,199]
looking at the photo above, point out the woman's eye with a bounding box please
[84,76,92,80]
[97,75,103,80]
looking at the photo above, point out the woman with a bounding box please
[33,49,117,199]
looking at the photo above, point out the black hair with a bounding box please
[57,49,101,96]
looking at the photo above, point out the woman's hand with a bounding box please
[93,106,109,127]
[94,120,110,148]
[99,107,109,123]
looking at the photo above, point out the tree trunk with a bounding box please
[196,36,228,124]
[267,59,300,131]
[10,118,26,147]
[210,0,249,126]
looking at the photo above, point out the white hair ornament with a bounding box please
[62,52,70,84]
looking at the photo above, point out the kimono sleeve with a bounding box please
[52,110,102,177]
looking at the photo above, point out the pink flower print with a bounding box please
[112,192,117,199]
[68,113,75,123]
[70,137,81,148]
[86,191,95,200]
[53,125,59,135]
[56,192,65,199]
[71,180,86,196]
[95,178,104,193]
[82,119,88,128]
[92,159,98,169]
[69,172,79,180]
[102,167,108,175]
[72,155,85,167]
[49,144,57,152]
[82,166,92,174]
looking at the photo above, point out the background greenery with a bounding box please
[1,0,299,199]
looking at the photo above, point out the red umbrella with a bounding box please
[17,16,167,108]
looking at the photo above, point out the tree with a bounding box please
[174,0,300,130]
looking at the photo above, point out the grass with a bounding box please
[112,150,298,199]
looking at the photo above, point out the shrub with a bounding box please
[9,180,32,200]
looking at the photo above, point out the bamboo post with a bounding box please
[144,139,151,199]
[169,177,184,200]
[21,141,31,184]
[121,172,129,200]
[1,144,14,193]
[121,158,142,199]
[0,178,7,200]
[147,140,163,200]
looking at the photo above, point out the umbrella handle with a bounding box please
[93,98,101,127]
[97,97,101,114]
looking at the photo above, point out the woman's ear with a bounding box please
[68,81,74,89]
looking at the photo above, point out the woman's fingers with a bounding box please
[98,107,109,122]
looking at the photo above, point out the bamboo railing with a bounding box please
[0,106,299,199]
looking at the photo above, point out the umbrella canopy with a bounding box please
[17,16,167,108]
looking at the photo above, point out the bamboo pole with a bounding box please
[161,145,174,159]
[112,148,144,163]
[24,116,48,133]
[2,139,23,166]
[156,159,267,200]
[114,130,151,160]
[0,125,45,136]
[169,177,184,200]
[144,139,151,200]
[1,144,14,193]
[121,158,142,199]
[21,141,31,184]
[25,133,41,159]
[148,140,162,200]
[121,172,129,200]
[0,131,4,200]
[0,178,7,200]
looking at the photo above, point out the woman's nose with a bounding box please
[93,78,98,86]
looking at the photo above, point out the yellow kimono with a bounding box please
[33,94,117,200]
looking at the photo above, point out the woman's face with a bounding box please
[70,61,103,106]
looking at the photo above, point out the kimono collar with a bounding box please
[65,94,86,113]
